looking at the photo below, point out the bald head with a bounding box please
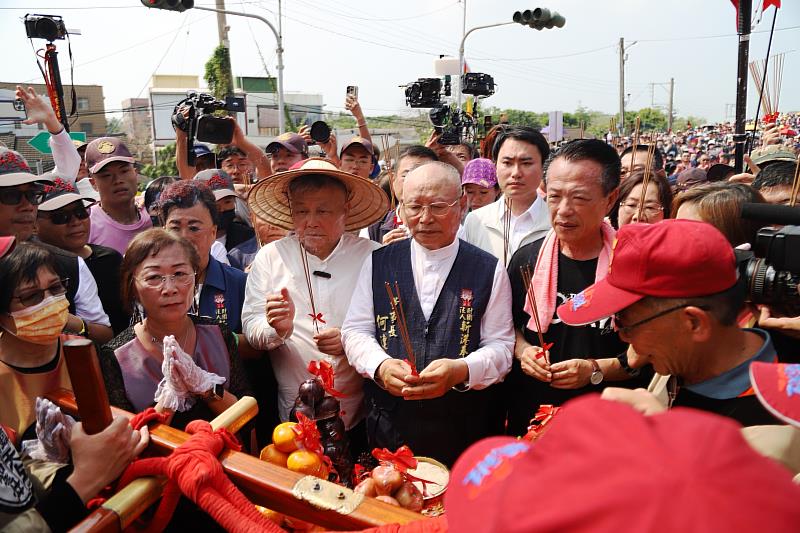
[401,162,466,251]
[402,161,461,203]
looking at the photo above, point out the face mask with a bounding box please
[218,209,235,232]
[5,295,69,345]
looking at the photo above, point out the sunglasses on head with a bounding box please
[0,188,45,206]
[40,206,91,225]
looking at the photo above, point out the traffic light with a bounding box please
[512,8,566,30]
[140,0,194,11]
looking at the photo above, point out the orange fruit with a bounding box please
[287,450,323,477]
[255,505,284,526]
[259,444,289,467]
[272,422,298,453]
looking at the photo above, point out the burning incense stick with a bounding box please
[790,156,800,208]
[299,241,322,334]
[636,143,658,221]
[629,116,641,176]
[520,265,552,364]
[384,282,417,374]
[502,197,513,265]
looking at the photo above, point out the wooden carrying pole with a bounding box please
[62,338,113,435]
[48,390,422,532]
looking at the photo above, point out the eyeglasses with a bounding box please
[619,202,664,217]
[222,161,253,172]
[13,278,69,307]
[40,206,91,225]
[402,197,460,218]
[136,271,196,289]
[614,303,710,336]
[0,188,45,206]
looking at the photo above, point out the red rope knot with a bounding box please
[307,360,347,398]
[308,312,326,325]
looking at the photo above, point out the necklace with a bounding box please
[144,320,192,352]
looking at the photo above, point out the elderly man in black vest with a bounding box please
[342,161,514,466]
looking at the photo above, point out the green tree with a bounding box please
[204,45,234,100]
[624,107,668,132]
[106,116,123,134]
[140,143,177,181]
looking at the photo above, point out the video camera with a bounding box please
[402,76,479,145]
[24,14,67,42]
[738,204,800,316]
[172,92,245,164]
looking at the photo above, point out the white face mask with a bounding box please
[5,294,69,345]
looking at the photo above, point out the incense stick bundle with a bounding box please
[790,156,800,208]
[520,265,548,357]
[502,198,513,265]
[299,241,321,334]
[380,136,397,211]
[629,116,641,176]
[636,143,658,221]
[384,282,416,372]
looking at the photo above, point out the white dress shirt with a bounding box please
[75,257,111,327]
[242,233,380,429]
[341,238,514,390]
[462,194,550,264]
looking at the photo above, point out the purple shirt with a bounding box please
[114,324,231,412]
[88,203,152,255]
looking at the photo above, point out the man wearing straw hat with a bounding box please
[242,159,388,446]
[342,161,514,466]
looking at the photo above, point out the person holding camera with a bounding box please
[558,219,782,427]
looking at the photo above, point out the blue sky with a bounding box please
[2,0,798,122]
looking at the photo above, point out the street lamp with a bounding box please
[458,7,565,108]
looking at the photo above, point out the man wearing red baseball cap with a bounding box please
[558,219,781,426]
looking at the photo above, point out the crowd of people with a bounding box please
[2,81,800,532]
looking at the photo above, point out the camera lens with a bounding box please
[310,121,331,144]
[35,18,60,41]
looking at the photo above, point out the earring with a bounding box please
[130,301,145,326]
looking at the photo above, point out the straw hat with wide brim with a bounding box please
[247,158,389,232]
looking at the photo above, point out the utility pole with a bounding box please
[733,0,751,173]
[667,77,674,132]
[619,37,625,135]
[216,0,229,46]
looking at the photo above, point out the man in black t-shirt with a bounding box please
[558,220,780,427]
[505,140,649,436]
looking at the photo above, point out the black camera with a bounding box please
[25,14,67,41]
[461,73,495,97]
[429,106,475,145]
[404,78,443,108]
[173,92,245,146]
[309,121,331,145]
[738,226,800,316]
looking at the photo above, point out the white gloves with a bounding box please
[21,397,75,463]
[153,335,226,412]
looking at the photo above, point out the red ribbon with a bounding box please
[524,404,561,441]
[307,360,347,398]
[534,342,554,359]
[308,312,327,325]
[404,358,419,377]
[763,112,779,124]
[292,412,334,474]
[372,446,437,497]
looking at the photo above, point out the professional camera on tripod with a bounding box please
[172,91,245,164]
[402,73,494,145]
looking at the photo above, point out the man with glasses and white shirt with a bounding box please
[342,161,514,466]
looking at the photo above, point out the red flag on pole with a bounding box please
[731,0,781,30]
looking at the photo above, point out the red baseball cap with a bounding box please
[445,395,800,532]
[557,219,737,327]
[750,362,800,428]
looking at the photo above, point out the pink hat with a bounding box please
[558,220,737,327]
[445,395,800,532]
[461,158,497,189]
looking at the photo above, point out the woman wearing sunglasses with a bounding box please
[36,176,130,334]
[98,228,250,430]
